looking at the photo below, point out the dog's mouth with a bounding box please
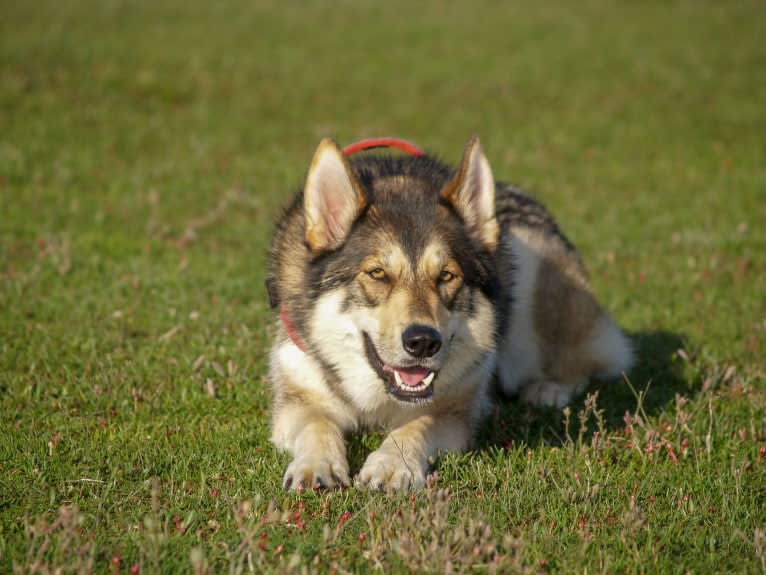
[362,333,436,403]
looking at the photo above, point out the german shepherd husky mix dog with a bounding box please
[266,136,633,491]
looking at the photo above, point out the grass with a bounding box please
[1,0,765,572]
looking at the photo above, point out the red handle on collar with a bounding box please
[343,137,424,157]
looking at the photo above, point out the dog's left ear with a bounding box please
[442,136,499,250]
[303,138,367,255]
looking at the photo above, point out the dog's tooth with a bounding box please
[394,370,404,388]
[423,372,435,386]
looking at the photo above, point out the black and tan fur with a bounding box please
[267,136,632,491]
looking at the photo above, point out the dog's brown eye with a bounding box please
[438,270,455,283]
[368,268,387,281]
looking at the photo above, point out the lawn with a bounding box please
[1,1,765,573]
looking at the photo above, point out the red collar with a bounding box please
[342,137,424,157]
[280,306,306,352]
[278,137,424,353]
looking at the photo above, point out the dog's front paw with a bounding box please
[283,454,350,491]
[356,448,426,491]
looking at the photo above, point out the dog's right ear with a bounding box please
[303,138,367,255]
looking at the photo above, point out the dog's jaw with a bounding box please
[362,333,437,403]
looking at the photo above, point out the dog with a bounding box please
[266,136,633,491]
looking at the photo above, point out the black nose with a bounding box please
[402,325,442,359]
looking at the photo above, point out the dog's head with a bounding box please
[302,137,499,406]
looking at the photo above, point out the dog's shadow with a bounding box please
[475,329,691,450]
[345,330,690,472]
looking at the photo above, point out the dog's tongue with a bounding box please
[395,367,432,387]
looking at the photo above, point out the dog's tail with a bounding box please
[587,315,634,380]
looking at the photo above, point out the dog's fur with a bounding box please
[266,136,633,491]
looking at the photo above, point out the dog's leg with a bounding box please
[272,404,350,490]
[356,412,473,491]
[270,338,356,490]
[502,227,633,410]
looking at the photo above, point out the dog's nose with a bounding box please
[402,325,442,359]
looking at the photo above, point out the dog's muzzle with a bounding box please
[362,333,438,403]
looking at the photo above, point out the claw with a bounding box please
[331,473,347,488]
[283,456,350,491]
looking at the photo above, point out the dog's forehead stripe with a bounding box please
[379,227,440,280]
[420,240,448,268]
[380,243,409,279]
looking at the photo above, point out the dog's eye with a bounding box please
[368,268,387,281]
[438,270,455,283]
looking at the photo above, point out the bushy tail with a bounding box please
[588,316,634,379]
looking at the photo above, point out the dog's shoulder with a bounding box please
[495,182,578,253]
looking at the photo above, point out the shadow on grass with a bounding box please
[342,330,690,470]
[477,329,691,450]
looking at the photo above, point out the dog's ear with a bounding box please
[442,136,499,250]
[303,138,367,254]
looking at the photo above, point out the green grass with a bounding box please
[1,0,765,572]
